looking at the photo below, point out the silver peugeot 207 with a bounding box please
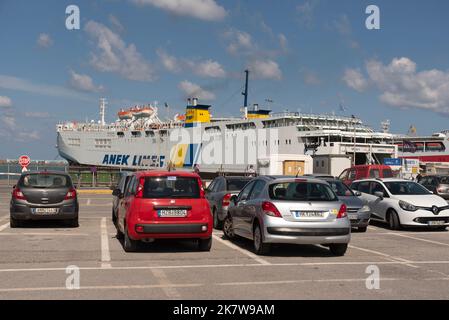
[224,176,351,256]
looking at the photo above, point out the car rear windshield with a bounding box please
[326,180,354,197]
[143,176,200,199]
[269,182,338,202]
[226,179,251,191]
[19,174,71,188]
[384,181,431,195]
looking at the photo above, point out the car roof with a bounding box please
[352,178,414,184]
[21,170,69,176]
[261,176,329,184]
[135,170,200,178]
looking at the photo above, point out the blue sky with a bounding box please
[1,0,449,159]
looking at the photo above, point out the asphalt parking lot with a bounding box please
[1,185,449,300]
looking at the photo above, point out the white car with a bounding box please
[351,178,449,230]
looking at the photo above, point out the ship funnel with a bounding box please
[192,98,198,106]
[253,104,259,111]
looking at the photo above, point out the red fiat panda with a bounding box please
[115,171,213,252]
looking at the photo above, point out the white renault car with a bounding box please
[351,178,449,230]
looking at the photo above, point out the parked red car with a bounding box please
[114,171,213,252]
[339,165,394,186]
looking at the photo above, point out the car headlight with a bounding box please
[399,200,417,212]
[359,205,371,212]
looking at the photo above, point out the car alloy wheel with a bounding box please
[254,224,270,255]
[223,216,235,239]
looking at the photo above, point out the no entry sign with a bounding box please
[19,155,31,168]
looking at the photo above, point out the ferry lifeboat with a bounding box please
[133,106,154,119]
[117,109,133,120]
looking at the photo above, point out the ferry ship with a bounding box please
[56,72,398,176]
[395,131,449,163]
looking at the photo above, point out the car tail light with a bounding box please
[64,188,77,200]
[135,177,145,198]
[135,225,144,233]
[262,201,282,218]
[337,204,347,219]
[12,188,26,200]
[222,193,231,206]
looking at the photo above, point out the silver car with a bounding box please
[224,176,351,256]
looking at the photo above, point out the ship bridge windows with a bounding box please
[94,138,111,149]
[205,126,221,133]
[68,138,81,147]
[145,130,155,137]
[117,132,124,138]
[225,122,256,131]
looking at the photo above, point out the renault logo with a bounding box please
[432,206,440,215]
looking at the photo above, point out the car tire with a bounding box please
[198,237,212,251]
[116,227,124,240]
[123,227,139,252]
[388,210,401,230]
[10,217,21,228]
[223,215,235,240]
[254,224,270,255]
[358,226,368,233]
[213,208,223,230]
[329,243,348,256]
[112,209,117,225]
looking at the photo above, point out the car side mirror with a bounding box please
[354,191,362,197]
[112,188,121,197]
[230,195,238,205]
[374,191,384,199]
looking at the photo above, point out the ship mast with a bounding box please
[242,70,249,118]
[99,98,107,126]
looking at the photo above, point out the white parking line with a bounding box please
[0,283,201,293]
[217,277,404,286]
[150,268,180,299]
[0,233,88,236]
[212,234,271,265]
[86,198,91,206]
[387,233,449,247]
[349,244,418,268]
[100,218,111,268]
[0,222,10,232]
[2,260,449,274]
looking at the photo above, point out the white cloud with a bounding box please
[192,60,226,78]
[296,0,319,27]
[24,112,51,118]
[0,110,40,142]
[0,96,12,107]
[344,57,449,114]
[278,33,288,52]
[303,71,321,85]
[178,80,215,100]
[132,0,227,21]
[37,33,53,48]
[224,29,255,56]
[333,14,352,36]
[85,20,156,82]
[109,14,125,33]
[248,59,282,80]
[342,68,368,92]
[157,49,226,78]
[0,74,92,101]
[69,70,104,93]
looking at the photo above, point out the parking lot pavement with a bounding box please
[1,187,449,299]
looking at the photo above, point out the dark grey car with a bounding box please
[10,172,79,228]
[420,175,449,200]
[320,178,371,232]
[112,171,133,226]
[205,176,253,229]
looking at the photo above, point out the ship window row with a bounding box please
[68,138,81,146]
[396,142,445,152]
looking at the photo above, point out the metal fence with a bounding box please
[0,163,125,188]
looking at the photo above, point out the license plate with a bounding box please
[428,220,445,226]
[158,209,187,217]
[293,211,324,218]
[33,208,59,215]
[349,214,358,220]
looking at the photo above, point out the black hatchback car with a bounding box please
[10,171,79,228]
